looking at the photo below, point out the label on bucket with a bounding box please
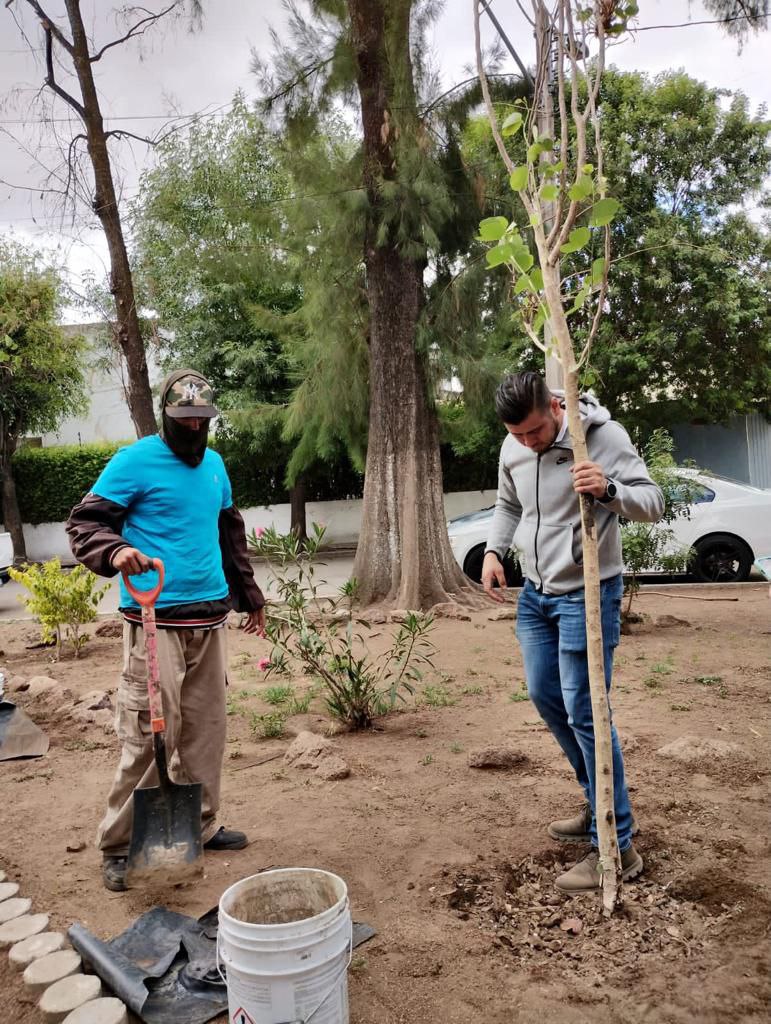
[232,1009,258,1024]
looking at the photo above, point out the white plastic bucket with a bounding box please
[218,868,352,1024]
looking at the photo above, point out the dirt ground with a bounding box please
[1,584,769,1024]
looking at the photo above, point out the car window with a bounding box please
[671,482,715,504]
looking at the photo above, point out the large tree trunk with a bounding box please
[61,0,156,437]
[347,0,471,608]
[289,476,307,542]
[0,437,27,563]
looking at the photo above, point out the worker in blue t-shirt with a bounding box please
[67,369,265,892]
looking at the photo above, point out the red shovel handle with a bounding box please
[121,559,165,607]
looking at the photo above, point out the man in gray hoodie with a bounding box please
[482,371,664,893]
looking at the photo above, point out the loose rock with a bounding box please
[77,690,113,712]
[23,949,82,995]
[285,731,334,767]
[656,735,740,761]
[284,730,350,780]
[432,603,471,621]
[26,675,61,698]
[655,614,691,628]
[0,913,50,949]
[8,931,66,970]
[0,897,32,924]
[0,882,20,902]
[66,840,87,854]
[316,755,350,781]
[95,619,123,638]
[39,973,101,1023]
[468,747,528,770]
[61,997,129,1024]
[388,609,413,623]
[487,607,517,621]
[0,871,5,883]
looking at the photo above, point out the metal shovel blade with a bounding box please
[125,777,204,888]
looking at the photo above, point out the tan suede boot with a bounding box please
[555,844,644,893]
[548,802,640,844]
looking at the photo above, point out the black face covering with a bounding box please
[160,412,210,467]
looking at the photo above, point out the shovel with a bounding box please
[123,559,204,888]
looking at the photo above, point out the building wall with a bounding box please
[671,413,771,489]
[39,324,162,447]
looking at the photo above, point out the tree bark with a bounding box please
[0,443,27,564]
[57,0,156,437]
[289,476,307,542]
[347,0,472,609]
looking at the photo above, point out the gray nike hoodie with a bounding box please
[485,392,664,595]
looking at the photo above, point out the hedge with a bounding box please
[10,437,497,526]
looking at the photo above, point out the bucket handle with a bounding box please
[216,919,353,1024]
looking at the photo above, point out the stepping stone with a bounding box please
[62,997,129,1024]
[0,882,19,902]
[8,931,66,970]
[0,896,32,924]
[39,973,102,1023]
[0,913,50,949]
[0,870,8,883]
[23,948,82,995]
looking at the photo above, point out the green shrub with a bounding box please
[12,443,121,524]
[9,558,108,658]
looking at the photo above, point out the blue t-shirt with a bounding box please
[92,435,232,609]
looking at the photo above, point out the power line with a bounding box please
[635,13,769,32]
[0,103,233,126]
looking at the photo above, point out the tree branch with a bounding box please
[42,21,85,117]
[89,2,180,62]
[20,0,75,54]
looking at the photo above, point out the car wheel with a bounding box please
[463,544,523,588]
[690,534,753,583]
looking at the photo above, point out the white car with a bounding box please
[0,531,12,585]
[447,474,771,586]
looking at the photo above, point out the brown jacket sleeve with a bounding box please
[219,505,265,612]
[66,494,129,577]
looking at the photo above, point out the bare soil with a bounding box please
[1,584,769,1024]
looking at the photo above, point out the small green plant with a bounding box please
[693,674,723,686]
[423,685,456,708]
[450,741,463,754]
[263,685,294,706]
[9,558,108,659]
[350,956,367,973]
[249,523,436,729]
[509,682,529,703]
[651,658,674,676]
[288,690,315,715]
[415,728,428,738]
[643,675,662,691]
[420,753,434,766]
[250,710,287,739]
[670,703,691,712]
[462,684,483,696]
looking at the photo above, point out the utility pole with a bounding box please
[534,1,563,390]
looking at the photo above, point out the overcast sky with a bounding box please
[1,0,768,318]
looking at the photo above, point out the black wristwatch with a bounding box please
[599,479,617,503]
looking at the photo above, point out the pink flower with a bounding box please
[253,526,266,539]
[257,657,271,671]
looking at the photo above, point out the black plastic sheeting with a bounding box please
[69,906,376,1024]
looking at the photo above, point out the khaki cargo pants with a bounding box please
[97,622,227,857]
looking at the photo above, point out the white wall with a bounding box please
[22,490,497,564]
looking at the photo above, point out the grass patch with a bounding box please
[263,685,294,706]
[423,685,456,707]
[250,710,287,738]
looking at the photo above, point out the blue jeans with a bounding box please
[515,574,634,850]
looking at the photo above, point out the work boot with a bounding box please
[102,856,128,892]
[204,826,248,851]
[555,844,644,893]
[548,802,640,844]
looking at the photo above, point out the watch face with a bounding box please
[606,482,617,498]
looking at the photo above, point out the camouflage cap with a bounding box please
[164,373,218,419]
